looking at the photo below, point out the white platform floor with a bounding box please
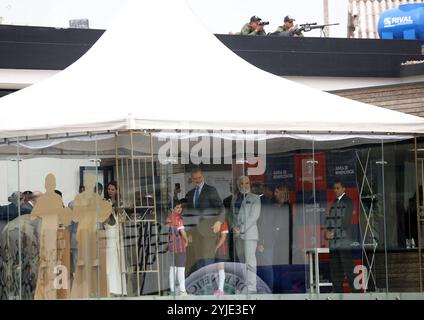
[104,292,424,300]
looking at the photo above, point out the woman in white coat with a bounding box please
[105,181,127,296]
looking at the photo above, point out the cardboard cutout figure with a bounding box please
[70,175,112,298]
[30,173,73,300]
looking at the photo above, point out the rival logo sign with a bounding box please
[384,16,414,28]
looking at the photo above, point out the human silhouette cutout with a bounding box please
[30,173,73,300]
[70,175,112,298]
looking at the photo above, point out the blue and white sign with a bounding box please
[383,15,413,28]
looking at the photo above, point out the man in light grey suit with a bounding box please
[231,176,261,294]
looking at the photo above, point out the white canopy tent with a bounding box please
[0,1,422,296]
[0,0,423,139]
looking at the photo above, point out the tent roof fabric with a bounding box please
[0,0,423,139]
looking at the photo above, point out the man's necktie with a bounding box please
[194,186,200,209]
[234,193,243,215]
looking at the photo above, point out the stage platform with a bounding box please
[103,292,424,300]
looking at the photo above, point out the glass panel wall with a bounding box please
[264,135,315,295]
[0,135,112,299]
[382,138,419,293]
[417,137,424,292]
[116,132,161,297]
[313,137,386,295]
[0,131,422,299]
[0,141,21,299]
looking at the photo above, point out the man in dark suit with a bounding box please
[184,167,225,273]
[0,192,23,233]
[20,191,41,214]
[325,180,359,293]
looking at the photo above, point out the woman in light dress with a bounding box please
[104,181,127,297]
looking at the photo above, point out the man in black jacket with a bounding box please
[0,191,33,227]
[256,184,275,292]
[184,167,225,272]
[325,180,359,293]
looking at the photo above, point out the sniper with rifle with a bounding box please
[238,15,339,38]
[270,22,340,37]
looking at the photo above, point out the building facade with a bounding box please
[348,0,424,39]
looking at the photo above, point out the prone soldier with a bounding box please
[273,15,304,37]
[239,15,268,36]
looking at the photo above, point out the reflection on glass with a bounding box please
[30,174,73,299]
[0,133,423,299]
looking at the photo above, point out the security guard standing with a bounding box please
[240,15,267,36]
[325,180,360,293]
[274,15,304,37]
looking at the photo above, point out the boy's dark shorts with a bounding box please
[170,252,186,267]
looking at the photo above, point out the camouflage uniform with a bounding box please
[0,214,41,300]
[275,25,304,37]
[240,23,266,36]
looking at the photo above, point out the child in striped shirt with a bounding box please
[166,200,189,296]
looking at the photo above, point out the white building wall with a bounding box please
[348,0,424,38]
[0,158,93,207]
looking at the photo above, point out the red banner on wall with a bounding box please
[294,153,327,192]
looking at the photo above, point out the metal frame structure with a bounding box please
[114,131,161,296]
[356,148,379,292]
[306,247,332,293]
